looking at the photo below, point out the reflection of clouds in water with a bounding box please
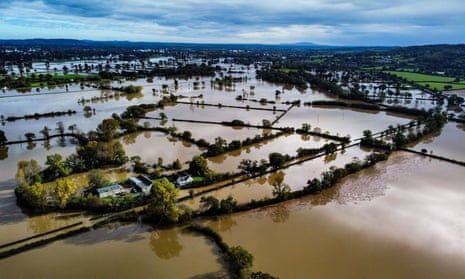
[65,222,147,246]
[322,154,465,260]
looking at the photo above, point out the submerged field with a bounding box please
[1,60,465,278]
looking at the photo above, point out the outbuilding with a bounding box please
[127,175,153,194]
[96,184,124,198]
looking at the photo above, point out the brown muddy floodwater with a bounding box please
[204,152,465,278]
[0,223,226,279]
[410,122,465,162]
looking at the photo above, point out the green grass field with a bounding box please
[385,71,456,82]
[385,71,465,91]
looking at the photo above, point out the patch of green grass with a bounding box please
[385,71,465,91]
[192,176,205,182]
[385,71,456,82]
[278,68,298,73]
[417,82,465,91]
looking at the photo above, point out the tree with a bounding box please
[172,159,182,170]
[16,160,41,186]
[97,118,120,141]
[56,121,65,135]
[268,152,287,168]
[200,196,220,212]
[53,178,77,208]
[262,119,272,127]
[147,178,180,224]
[87,169,109,189]
[393,131,407,148]
[269,171,291,200]
[0,129,7,144]
[188,155,212,177]
[77,141,128,169]
[227,246,254,275]
[44,154,70,180]
[40,126,51,139]
[301,123,311,133]
[20,182,47,210]
[24,132,36,142]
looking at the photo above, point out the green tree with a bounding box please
[0,129,7,144]
[268,152,287,168]
[269,171,291,200]
[188,156,212,177]
[147,178,180,224]
[22,182,48,210]
[87,169,109,189]
[227,246,254,275]
[53,178,77,208]
[44,154,70,180]
[16,160,41,186]
[97,118,120,141]
[172,159,182,170]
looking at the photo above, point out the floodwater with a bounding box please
[276,106,413,138]
[121,131,201,165]
[207,133,335,173]
[410,122,465,162]
[204,152,465,278]
[1,61,464,278]
[0,223,227,279]
[187,146,370,209]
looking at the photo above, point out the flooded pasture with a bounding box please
[204,152,465,278]
[0,223,226,279]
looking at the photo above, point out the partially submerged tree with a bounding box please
[147,178,180,224]
[269,171,291,200]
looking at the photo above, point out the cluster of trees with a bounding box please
[0,130,7,145]
[200,195,238,215]
[111,85,143,94]
[256,69,308,89]
[295,123,350,143]
[202,133,287,157]
[4,110,77,122]
[305,152,390,192]
[147,63,216,78]
[15,159,78,211]
[186,224,275,279]
[0,73,100,89]
[14,140,129,211]
[296,142,339,157]
[238,152,292,177]
[146,178,192,224]
[188,156,213,178]
[361,111,447,150]
[308,100,380,111]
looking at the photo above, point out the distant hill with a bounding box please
[0,38,349,50]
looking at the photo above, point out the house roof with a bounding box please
[96,183,122,194]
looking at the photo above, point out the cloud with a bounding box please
[0,0,464,45]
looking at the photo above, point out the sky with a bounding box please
[0,0,464,46]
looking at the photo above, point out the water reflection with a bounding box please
[268,204,290,223]
[150,229,183,260]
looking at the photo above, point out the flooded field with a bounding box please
[276,106,413,137]
[121,131,201,165]
[1,58,464,279]
[207,133,335,173]
[410,122,465,162]
[204,152,465,278]
[0,223,226,278]
[187,146,370,209]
